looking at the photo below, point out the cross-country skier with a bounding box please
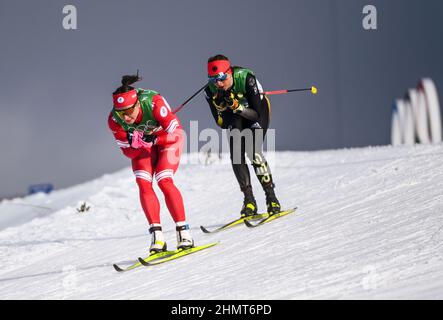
[108,73,194,253]
[204,54,282,217]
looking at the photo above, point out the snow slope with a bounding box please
[0,145,443,299]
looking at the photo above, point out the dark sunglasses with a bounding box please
[208,72,229,83]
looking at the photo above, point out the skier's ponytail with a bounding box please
[113,70,142,94]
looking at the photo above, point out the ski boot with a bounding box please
[264,186,282,215]
[176,222,194,250]
[149,224,167,254]
[240,197,258,218]
[239,186,258,218]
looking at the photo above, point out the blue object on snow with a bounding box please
[28,183,54,195]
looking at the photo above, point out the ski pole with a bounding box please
[264,86,318,96]
[172,83,209,114]
[148,83,208,135]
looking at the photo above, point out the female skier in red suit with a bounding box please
[108,73,193,253]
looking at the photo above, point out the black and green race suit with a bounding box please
[205,66,275,197]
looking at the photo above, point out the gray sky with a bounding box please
[1,0,442,198]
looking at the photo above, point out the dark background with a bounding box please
[1,0,442,198]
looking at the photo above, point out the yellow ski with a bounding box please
[138,242,219,266]
[113,250,176,272]
[244,207,297,228]
[200,213,269,234]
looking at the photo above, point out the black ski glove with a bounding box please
[142,134,157,144]
[223,91,244,113]
[212,90,228,112]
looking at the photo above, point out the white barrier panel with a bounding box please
[391,78,441,145]
[391,102,402,146]
[391,99,414,145]
[403,99,415,145]
[409,88,430,144]
[418,78,442,143]
[395,99,414,145]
